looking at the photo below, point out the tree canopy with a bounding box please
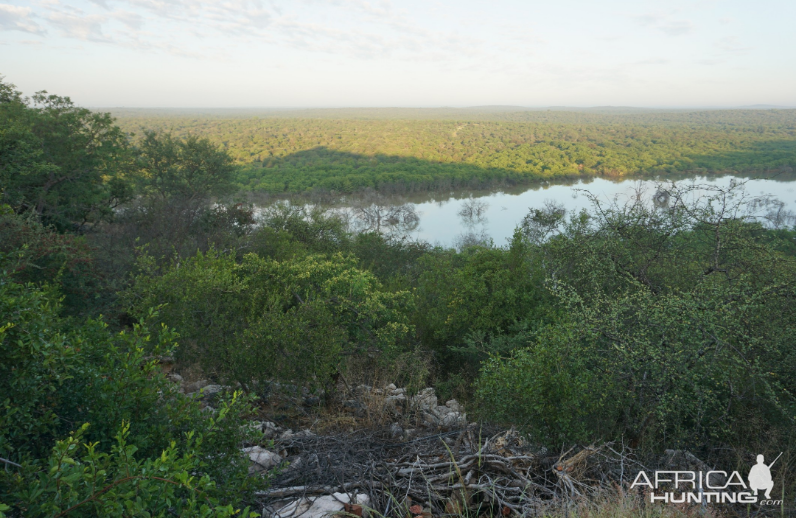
[112,109,796,195]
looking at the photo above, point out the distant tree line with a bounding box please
[113,110,796,194]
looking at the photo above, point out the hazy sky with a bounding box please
[1,0,795,107]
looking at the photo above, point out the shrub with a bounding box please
[3,423,256,518]
[0,212,100,317]
[476,184,796,450]
[124,249,415,391]
[0,274,264,515]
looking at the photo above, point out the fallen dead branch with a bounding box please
[258,425,639,517]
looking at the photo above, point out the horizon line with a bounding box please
[93,104,796,111]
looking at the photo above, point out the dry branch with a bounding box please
[258,426,636,518]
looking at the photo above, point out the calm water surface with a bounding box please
[258,174,796,248]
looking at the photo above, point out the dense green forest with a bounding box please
[112,108,796,194]
[2,77,796,515]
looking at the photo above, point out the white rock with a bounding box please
[262,421,279,439]
[242,446,282,473]
[272,498,311,518]
[242,421,265,435]
[422,411,439,426]
[411,388,438,412]
[273,493,369,518]
[440,412,467,427]
[385,383,397,391]
[390,422,403,438]
[445,399,463,413]
[384,394,406,414]
[433,405,452,417]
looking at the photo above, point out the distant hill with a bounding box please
[545,106,674,114]
[104,106,796,125]
[736,104,796,110]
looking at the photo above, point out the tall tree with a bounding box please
[136,131,234,202]
[0,78,132,230]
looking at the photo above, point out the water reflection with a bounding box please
[248,173,796,247]
[346,190,421,237]
[458,197,489,223]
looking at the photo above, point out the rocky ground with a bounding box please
[172,377,598,517]
[169,376,737,518]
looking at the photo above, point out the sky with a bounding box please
[1,0,795,108]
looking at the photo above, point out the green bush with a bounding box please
[475,323,600,444]
[124,249,415,391]
[0,213,103,317]
[476,185,796,449]
[3,422,256,518]
[0,274,264,515]
[414,229,557,371]
[0,78,133,230]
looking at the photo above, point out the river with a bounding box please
[254,173,796,248]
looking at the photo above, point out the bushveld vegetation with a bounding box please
[2,76,795,515]
[113,108,796,194]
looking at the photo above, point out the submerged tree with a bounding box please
[350,189,420,237]
[458,196,489,224]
